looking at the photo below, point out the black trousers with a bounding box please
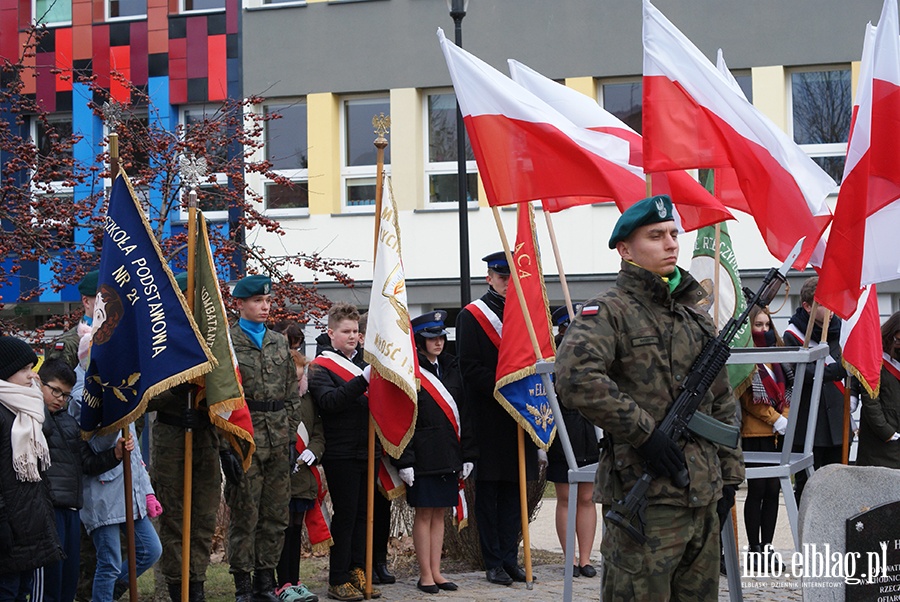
[322,458,390,585]
[474,479,521,570]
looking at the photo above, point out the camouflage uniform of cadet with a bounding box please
[556,259,744,601]
[226,301,299,602]
[148,383,221,602]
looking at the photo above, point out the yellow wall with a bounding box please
[565,76,597,100]
[389,88,420,211]
[751,65,787,131]
[307,92,340,215]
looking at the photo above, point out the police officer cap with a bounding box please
[77,270,99,297]
[232,274,272,299]
[482,251,510,275]
[174,272,188,293]
[551,303,583,328]
[608,194,675,249]
[411,310,449,338]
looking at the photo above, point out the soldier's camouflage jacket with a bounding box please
[231,325,300,448]
[555,260,744,507]
[47,323,82,369]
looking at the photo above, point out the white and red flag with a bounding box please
[363,176,419,459]
[840,285,884,396]
[437,28,644,208]
[507,58,734,231]
[817,3,900,323]
[641,0,835,269]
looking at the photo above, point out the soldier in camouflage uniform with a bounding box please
[225,275,300,602]
[555,195,744,602]
[148,273,222,602]
[47,270,98,369]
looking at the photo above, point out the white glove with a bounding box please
[461,462,474,480]
[362,365,372,383]
[537,449,548,468]
[399,467,415,486]
[891,432,900,442]
[849,395,860,414]
[298,448,317,466]
[772,415,788,435]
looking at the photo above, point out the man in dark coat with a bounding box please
[455,252,538,586]
[781,276,846,503]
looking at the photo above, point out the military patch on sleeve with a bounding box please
[581,305,599,317]
[631,336,660,347]
[54,342,65,350]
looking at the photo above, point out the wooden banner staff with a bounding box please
[179,154,207,602]
[541,211,575,320]
[106,112,138,602]
[490,204,556,590]
[365,114,390,600]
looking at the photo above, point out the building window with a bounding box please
[789,67,851,183]
[342,96,390,210]
[180,104,229,218]
[34,0,71,25]
[263,101,308,214]
[33,113,74,187]
[600,80,643,134]
[182,0,224,12]
[424,91,478,207]
[108,0,146,18]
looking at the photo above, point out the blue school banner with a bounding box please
[81,174,214,436]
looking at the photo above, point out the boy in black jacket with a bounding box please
[33,360,128,602]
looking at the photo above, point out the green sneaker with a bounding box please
[288,584,318,602]
[325,582,362,602]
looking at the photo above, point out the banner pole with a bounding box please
[542,211,575,320]
[365,115,389,600]
[489,204,547,589]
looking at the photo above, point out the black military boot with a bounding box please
[166,581,182,602]
[188,581,205,602]
[252,569,280,602]
[372,563,395,585]
[234,572,253,602]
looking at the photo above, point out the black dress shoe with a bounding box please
[571,565,581,577]
[435,581,458,591]
[416,581,439,594]
[485,567,513,586]
[372,563,395,585]
[504,565,528,583]
[579,564,597,578]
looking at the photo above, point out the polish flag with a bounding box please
[817,3,900,321]
[641,0,835,269]
[437,29,645,208]
[507,59,734,231]
[840,285,884,397]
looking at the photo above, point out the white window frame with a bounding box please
[340,95,391,213]
[261,99,310,218]
[31,112,74,197]
[179,0,226,14]
[106,0,147,21]
[786,65,851,183]
[178,104,230,221]
[32,0,72,27]
[423,89,478,209]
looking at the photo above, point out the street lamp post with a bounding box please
[447,0,471,307]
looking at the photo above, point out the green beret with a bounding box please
[232,274,272,299]
[77,270,99,297]
[608,195,675,249]
[174,272,188,293]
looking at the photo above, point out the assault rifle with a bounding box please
[605,238,804,544]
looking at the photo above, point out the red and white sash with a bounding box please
[294,422,333,552]
[783,323,846,394]
[465,299,503,348]
[883,353,900,383]
[418,368,468,530]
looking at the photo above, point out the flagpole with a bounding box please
[105,104,138,602]
[180,155,206,601]
[490,203,551,589]
[542,211,575,320]
[366,114,390,601]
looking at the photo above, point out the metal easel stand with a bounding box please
[721,343,829,602]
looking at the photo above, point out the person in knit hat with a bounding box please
[0,336,62,598]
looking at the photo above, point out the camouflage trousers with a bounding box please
[601,502,720,602]
[150,420,222,583]
[224,443,290,573]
